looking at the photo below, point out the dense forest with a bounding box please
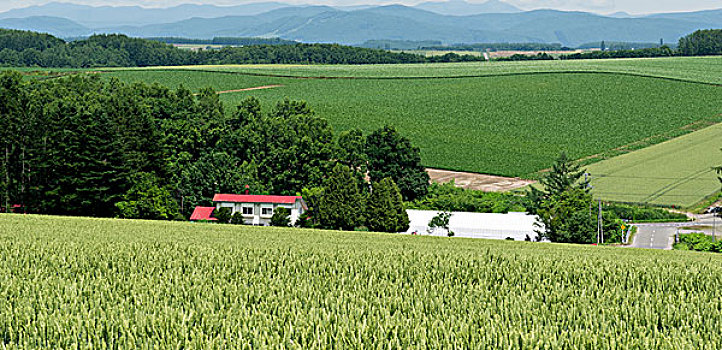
[0,71,430,227]
[0,30,484,67]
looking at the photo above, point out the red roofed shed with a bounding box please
[190,206,217,221]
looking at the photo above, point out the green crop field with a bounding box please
[1,214,721,348]
[117,56,722,83]
[102,62,722,177]
[588,123,722,208]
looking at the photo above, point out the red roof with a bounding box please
[213,194,302,204]
[190,206,217,221]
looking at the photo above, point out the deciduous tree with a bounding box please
[366,125,429,201]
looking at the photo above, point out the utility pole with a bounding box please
[597,200,604,245]
[4,145,8,213]
[714,213,717,242]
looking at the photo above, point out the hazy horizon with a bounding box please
[1,0,721,15]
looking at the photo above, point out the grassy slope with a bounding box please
[1,214,721,347]
[588,123,722,207]
[103,68,722,177]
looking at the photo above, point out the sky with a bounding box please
[1,0,721,14]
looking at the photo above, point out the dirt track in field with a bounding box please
[426,168,535,192]
[216,85,283,94]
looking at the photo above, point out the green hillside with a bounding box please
[1,214,721,347]
[102,58,722,177]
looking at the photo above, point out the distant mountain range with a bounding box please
[0,1,720,46]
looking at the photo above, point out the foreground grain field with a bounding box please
[1,214,721,348]
[588,123,722,207]
[104,69,722,177]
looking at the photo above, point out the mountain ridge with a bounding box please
[0,2,720,46]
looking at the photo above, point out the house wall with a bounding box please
[215,201,304,226]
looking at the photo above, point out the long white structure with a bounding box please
[406,210,542,241]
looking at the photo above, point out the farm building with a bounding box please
[406,210,543,241]
[190,193,307,225]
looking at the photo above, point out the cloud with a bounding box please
[506,0,615,11]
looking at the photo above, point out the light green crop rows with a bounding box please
[104,69,722,177]
[1,214,721,348]
[121,56,722,84]
[588,123,722,207]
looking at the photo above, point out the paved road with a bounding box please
[628,215,722,250]
[631,225,676,249]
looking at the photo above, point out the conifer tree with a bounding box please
[366,178,409,233]
[527,152,589,215]
[317,164,365,230]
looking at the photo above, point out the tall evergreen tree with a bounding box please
[0,71,26,212]
[316,164,365,231]
[366,178,409,233]
[527,152,589,215]
[528,152,594,243]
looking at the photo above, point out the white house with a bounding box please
[211,193,306,225]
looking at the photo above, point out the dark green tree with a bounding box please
[115,172,180,220]
[535,189,595,243]
[230,212,245,225]
[299,187,324,228]
[174,152,263,217]
[366,125,429,201]
[32,76,127,217]
[316,164,365,230]
[337,129,367,173]
[528,152,589,215]
[215,207,232,224]
[366,177,409,233]
[528,153,594,243]
[270,207,291,227]
[0,71,28,212]
[232,99,336,195]
[428,211,453,237]
[679,29,722,56]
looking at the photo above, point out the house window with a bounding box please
[261,207,273,217]
[242,206,253,215]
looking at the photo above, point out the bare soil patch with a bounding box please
[216,85,283,94]
[427,168,535,192]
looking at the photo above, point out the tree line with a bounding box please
[0,30,485,68]
[0,71,429,232]
[515,30,722,61]
[146,37,298,46]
